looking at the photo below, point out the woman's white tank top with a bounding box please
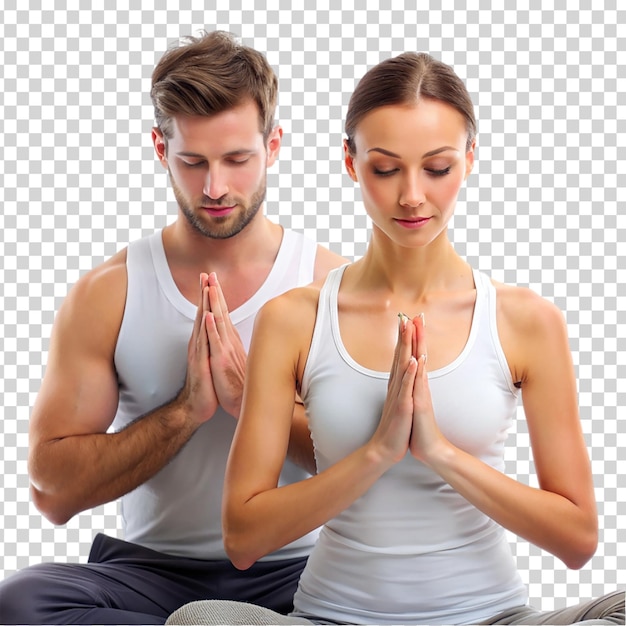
[295,265,528,624]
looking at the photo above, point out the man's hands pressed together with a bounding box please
[205,272,247,419]
[178,272,248,425]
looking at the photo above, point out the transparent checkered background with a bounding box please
[1,0,624,612]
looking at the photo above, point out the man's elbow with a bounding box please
[29,483,74,526]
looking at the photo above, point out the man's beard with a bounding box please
[171,173,267,240]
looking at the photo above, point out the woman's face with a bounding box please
[345,99,474,249]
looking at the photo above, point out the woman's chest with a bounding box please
[336,292,477,372]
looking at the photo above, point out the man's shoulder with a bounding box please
[287,230,348,283]
[81,246,128,287]
[313,244,348,280]
[61,247,129,318]
[74,226,159,294]
[48,246,130,358]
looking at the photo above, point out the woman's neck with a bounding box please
[353,227,472,300]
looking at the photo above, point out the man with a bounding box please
[0,31,345,624]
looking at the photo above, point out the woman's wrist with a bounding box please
[419,437,457,472]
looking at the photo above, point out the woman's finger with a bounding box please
[413,312,427,363]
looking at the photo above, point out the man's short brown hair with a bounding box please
[151,30,278,145]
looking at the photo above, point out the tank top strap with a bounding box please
[296,232,318,285]
[473,269,519,396]
[301,264,348,398]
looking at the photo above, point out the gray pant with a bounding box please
[0,533,308,625]
[165,590,625,625]
[480,590,624,625]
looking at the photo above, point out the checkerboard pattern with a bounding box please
[0,0,624,612]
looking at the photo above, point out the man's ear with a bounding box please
[343,139,358,182]
[266,125,283,168]
[152,127,168,169]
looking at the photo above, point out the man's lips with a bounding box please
[394,216,431,229]
[201,205,236,217]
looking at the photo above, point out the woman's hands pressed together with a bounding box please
[407,314,449,467]
[368,313,417,466]
[369,312,449,470]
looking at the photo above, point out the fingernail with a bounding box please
[398,312,409,330]
[419,312,426,327]
[420,353,427,364]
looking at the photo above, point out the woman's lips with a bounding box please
[394,216,431,229]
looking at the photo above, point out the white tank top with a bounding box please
[294,265,528,624]
[112,228,319,560]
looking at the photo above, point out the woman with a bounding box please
[168,53,624,625]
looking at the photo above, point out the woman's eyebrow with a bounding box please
[366,146,457,158]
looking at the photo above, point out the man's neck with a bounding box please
[161,210,284,308]
[166,209,281,267]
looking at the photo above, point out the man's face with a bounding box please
[153,100,281,239]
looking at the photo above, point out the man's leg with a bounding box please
[0,533,221,625]
[87,533,308,615]
[0,533,308,624]
[483,589,625,625]
[218,553,308,614]
[0,560,175,625]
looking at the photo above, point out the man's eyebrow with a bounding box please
[223,149,257,157]
[366,146,458,158]
[175,149,257,158]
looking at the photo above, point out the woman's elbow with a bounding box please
[562,525,598,570]
[223,528,261,571]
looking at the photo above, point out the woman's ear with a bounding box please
[343,139,358,182]
[464,139,476,180]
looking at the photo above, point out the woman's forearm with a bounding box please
[426,442,598,569]
[223,441,392,570]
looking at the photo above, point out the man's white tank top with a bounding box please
[294,265,528,624]
[111,227,319,561]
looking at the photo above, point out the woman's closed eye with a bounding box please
[425,166,451,177]
[373,166,452,177]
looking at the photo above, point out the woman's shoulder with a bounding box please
[491,278,568,338]
[256,281,324,333]
[489,278,571,385]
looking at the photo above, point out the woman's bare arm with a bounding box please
[222,288,418,569]
[409,288,597,569]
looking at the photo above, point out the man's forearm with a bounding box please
[29,397,199,525]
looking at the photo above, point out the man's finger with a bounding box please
[196,311,211,358]
[208,272,229,315]
[208,285,229,339]
[192,283,207,343]
[207,273,231,338]
[205,310,222,354]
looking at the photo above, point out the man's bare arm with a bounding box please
[29,258,218,524]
